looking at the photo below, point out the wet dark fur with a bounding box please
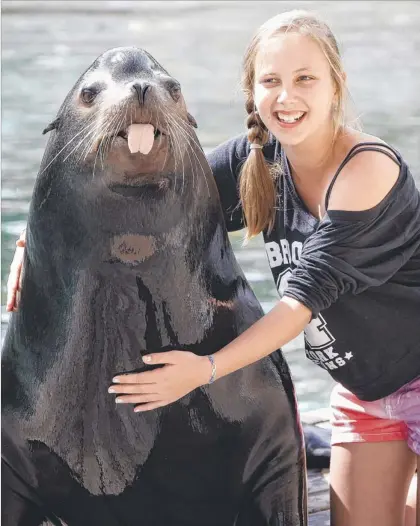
[2,47,307,526]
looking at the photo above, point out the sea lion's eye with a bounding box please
[81,88,97,105]
[171,86,180,100]
[168,82,181,103]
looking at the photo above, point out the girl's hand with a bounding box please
[7,231,26,312]
[109,351,212,412]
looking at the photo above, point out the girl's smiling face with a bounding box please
[254,32,338,146]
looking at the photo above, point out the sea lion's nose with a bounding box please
[132,82,151,105]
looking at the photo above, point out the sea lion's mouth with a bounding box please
[114,123,165,155]
[116,128,162,141]
[109,177,172,197]
[108,183,145,197]
[116,127,163,142]
[96,122,166,157]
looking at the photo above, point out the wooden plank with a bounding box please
[309,509,330,526]
[308,469,330,514]
[304,409,332,523]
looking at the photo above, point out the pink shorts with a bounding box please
[330,376,420,455]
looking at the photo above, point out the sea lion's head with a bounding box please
[33,47,214,258]
[42,47,199,190]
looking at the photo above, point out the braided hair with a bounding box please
[239,62,278,240]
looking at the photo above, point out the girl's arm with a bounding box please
[110,296,310,412]
[6,229,26,312]
[210,296,310,380]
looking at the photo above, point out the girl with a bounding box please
[7,10,420,526]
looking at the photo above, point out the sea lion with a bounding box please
[1,47,306,526]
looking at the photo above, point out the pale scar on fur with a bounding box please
[111,234,156,264]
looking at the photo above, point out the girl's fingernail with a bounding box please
[115,398,124,403]
[108,387,115,393]
[112,377,120,383]
[143,355,151,363]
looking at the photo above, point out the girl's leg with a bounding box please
[329,382,418,526]
[404,466,417,526]
[330,440,416,526]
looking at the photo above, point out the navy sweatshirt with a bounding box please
[207,133,420,401]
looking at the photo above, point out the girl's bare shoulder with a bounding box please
[328,130,400,212]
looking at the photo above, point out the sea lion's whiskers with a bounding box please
[174,116,209,192]
[108,102,130,157]
[156,113,168,174]
[65,110,109,164]
[62,120,99,163]
[41,116,99,174]
[175,116,205,183]
[157,113,162,148]
[165,115,186,194]
[77,112,107,162]
[92,142,102,179]
[163,117,178,169]
[80,112,116,164]
[79,123,102,163]
[123,100,129,141]
[167,113,209,196]
[90,115,118,177]
[160,113,171,175]
[165,114,192,193]
[76,123,99,162]
[93,118,115,170]
[165,114,184,161]
[94,114,120,174]
[168,118,186,194]
[173,118,208,193]
[156,112,164,151]
[166,130,177,184]
[173,117,199,191]
[93,112,121,176]
[113,100,130,144]
[169,112,203,151]
[165,117,183,194]
[103,108,125,155]
[99,107,127,168]
[166,112,197,151]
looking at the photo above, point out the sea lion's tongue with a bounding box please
[127,123,154,154]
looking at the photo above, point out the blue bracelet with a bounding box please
[207,354,216,384]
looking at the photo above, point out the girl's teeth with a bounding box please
[277,112,305,123]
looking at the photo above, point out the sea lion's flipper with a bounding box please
[1,459,56,526]
[187,112,198,128]
[1,423,62,526]
[42,118,61,135]
[234,469,307,525]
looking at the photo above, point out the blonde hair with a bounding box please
[240,10,350,239]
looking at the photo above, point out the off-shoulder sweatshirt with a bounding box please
[207,133,420,401]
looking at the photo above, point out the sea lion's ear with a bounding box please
[42,118,60,135]
[187,113,198,129]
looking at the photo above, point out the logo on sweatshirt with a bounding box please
[265,238,354,371]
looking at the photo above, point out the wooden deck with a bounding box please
[303,408,331,525]
[308,470,330,525]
